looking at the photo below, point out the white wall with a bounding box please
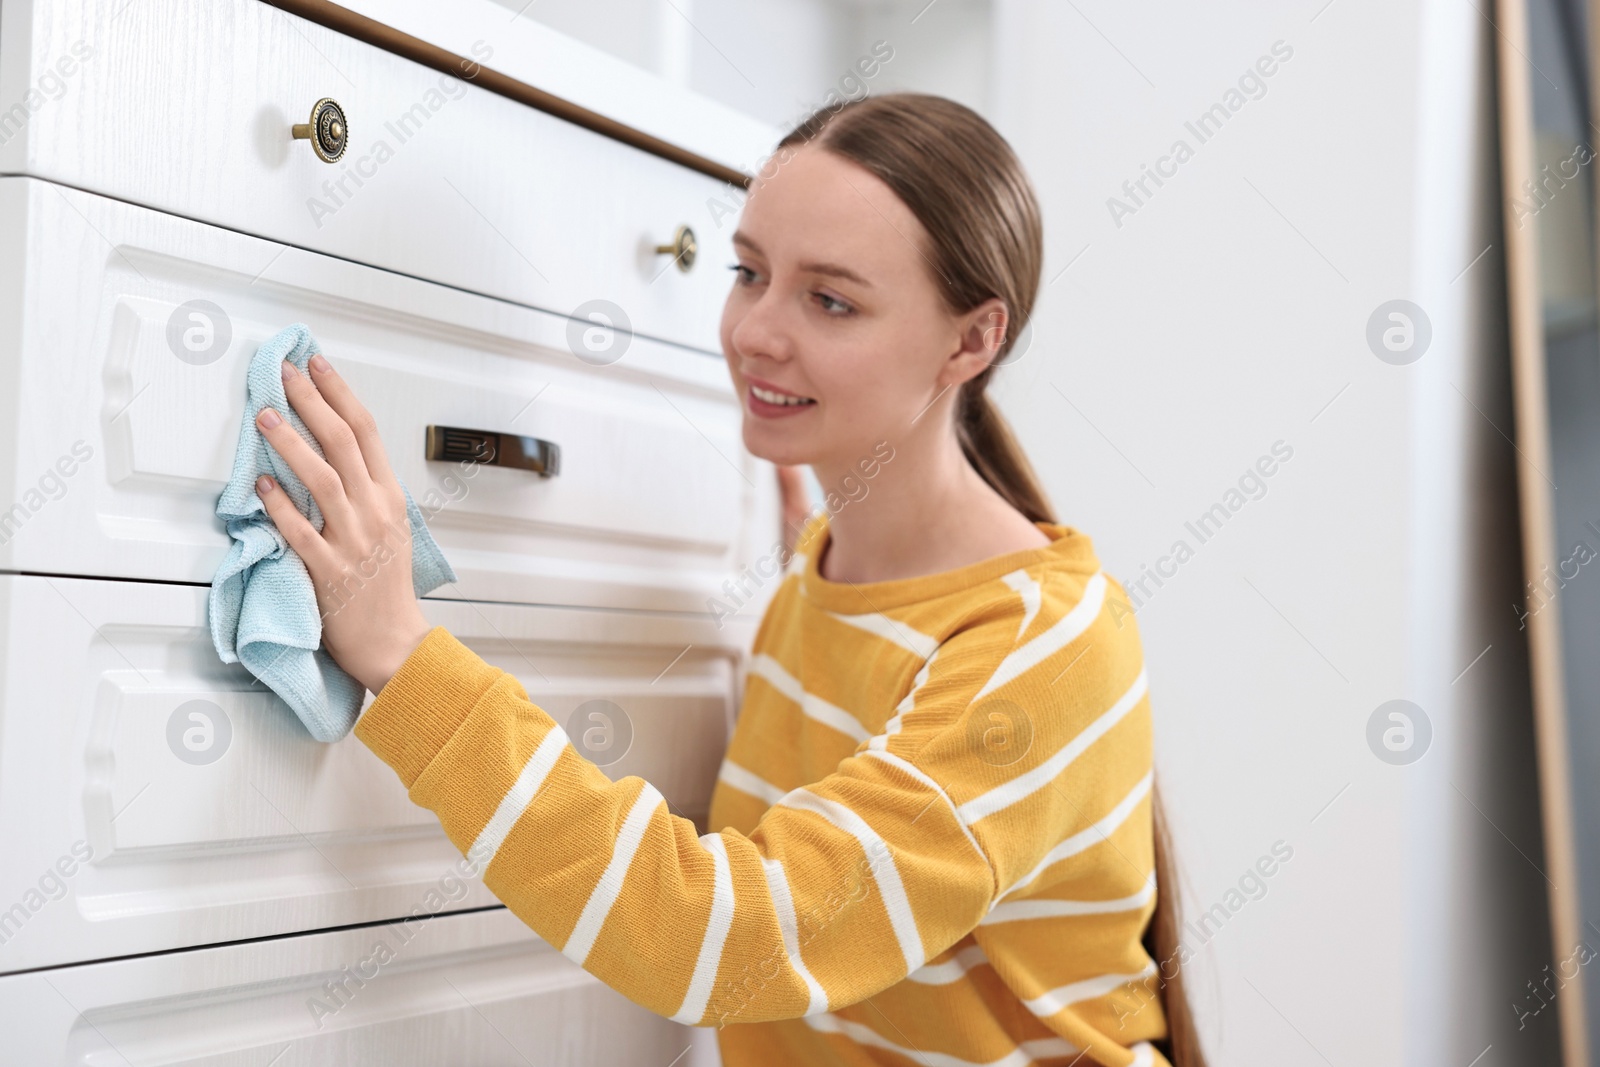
[486,0,993,129]
[991,0,1556,1063]
[490,0,661,77]
[837,0,994,116]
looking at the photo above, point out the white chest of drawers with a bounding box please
[0,1,776,1061]
[0,0,751,354]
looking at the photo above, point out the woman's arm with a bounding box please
[354,577,1154,1029]
[352,616,1031,1024]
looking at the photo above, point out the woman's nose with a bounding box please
[732,291,795,363]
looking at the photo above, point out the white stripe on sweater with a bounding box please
[983,873,1156,925]
[826,609,939,659]
[1021,1037,1088,1065]
[718,759,788,806]
[1022,961,1159,1019]
[761,855,830,1015]
[751,654,870,743]
[973,572,1107,703]
[958,667,1148,824]
[779,789,925,973]
[904,942,990,985]
[562,782,663,967]
[804,1011,1080,1066]
[468,724,570,872]
[1001,569,1043,643]
[999,771,1153,900]
[866,649,940,753]
[672,832,737,1023]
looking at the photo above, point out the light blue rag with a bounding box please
[208,323,457,742]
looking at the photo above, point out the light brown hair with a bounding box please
[776,92,1208,1067]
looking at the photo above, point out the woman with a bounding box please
[250,93,1206,1067]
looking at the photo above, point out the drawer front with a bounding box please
[0,908,709,1065]
[0,574,742,973]
[0,178,781,615]
[0,0,742,355]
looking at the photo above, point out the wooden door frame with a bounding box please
[1496,0,1593,1061]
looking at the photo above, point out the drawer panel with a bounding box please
[0,178,780,615]
[0,574,743,973]
[0,908,711,1065]
[0,0,744,355]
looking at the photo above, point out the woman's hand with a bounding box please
[253,354,432,696]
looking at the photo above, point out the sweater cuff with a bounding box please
[354,625,504,789]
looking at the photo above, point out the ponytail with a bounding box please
[1144,780,1209,1067]
[956,384,1054,525]
[779,92,1209,1067]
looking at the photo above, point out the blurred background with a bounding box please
[490,0,1559,1063]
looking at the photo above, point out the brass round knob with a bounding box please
[291,98,349,164]
[653,225,697,273]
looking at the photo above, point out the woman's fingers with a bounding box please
[303,353,401,495]
[255,473,338,574]
[256,403,355,530]
[279,359,375,503]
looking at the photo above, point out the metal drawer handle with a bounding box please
[425,425,560,477]
[653,225,698,273]
[291,97,349,163]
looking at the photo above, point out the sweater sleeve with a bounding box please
[354,607,1140,1027]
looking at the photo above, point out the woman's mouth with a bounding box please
[746,380,817,419]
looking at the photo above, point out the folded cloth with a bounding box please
[208,323,457,742]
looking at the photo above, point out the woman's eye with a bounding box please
[729,264,759,285]
[815,292,853,315]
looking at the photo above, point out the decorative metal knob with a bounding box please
[653,225,697,273]
[291,98,348,163]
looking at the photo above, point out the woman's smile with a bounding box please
[744,375,818,418]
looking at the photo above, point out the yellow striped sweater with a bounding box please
[356,512,1170,1066]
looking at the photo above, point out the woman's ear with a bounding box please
[942,297,1010,386]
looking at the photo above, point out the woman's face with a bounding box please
[720,144,994,471]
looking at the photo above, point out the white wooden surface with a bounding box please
[0,0,739,355]
[0,907,698,1064]
[0,572,744,974]
[0,177,771,614]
